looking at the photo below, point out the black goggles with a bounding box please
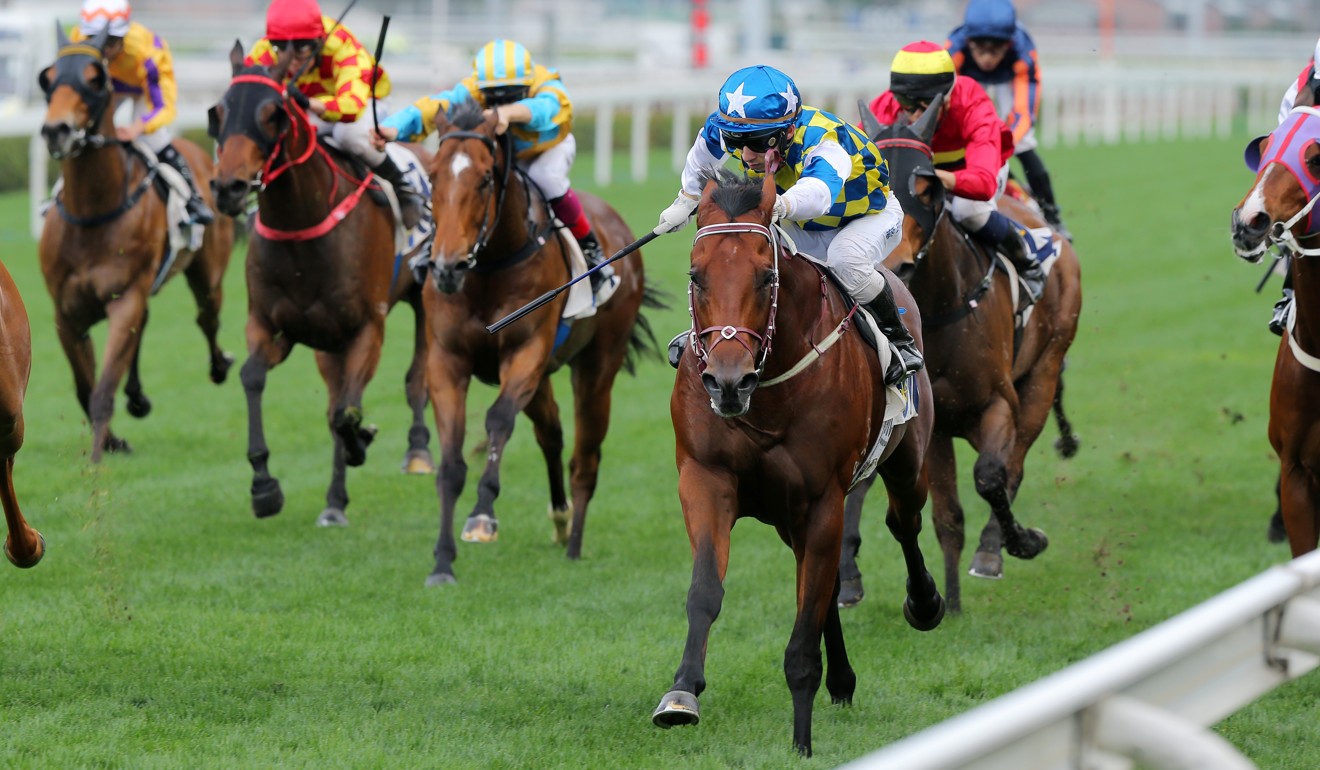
[720,129,784,153]
[893,93,932,113]
[272,39,317,55]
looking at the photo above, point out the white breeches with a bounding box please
[780,190,905,303]
[948,163,1009,232]
[522,134,576,200]
[312,98,391,166]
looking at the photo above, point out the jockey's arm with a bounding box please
[777,139,849,221]
[1005,30,1041,145]
[315,32,371,123]
[381,84,470,143]
[678,122,731,199]
[948,95,1006,200]
[132,28,177,135]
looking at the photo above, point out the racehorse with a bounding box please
[38,27,234,462]
[651,169,942,757]
[0,259,41,569]
[840,102,1082,614]
[209,42,432,527]
[421,99,659,586]
[1232,103,1320,557]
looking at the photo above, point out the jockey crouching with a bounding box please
[72,0,213,224]
[659,65,922,386]
[374,39,611,292]
[248,0,425,229]
[869,41,1048,302]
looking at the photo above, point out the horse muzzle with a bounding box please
[701,368,759,418]
[431,259,470,295]
[211,177,254,218]
[39,122,80,160]
[1230,207,1271,262]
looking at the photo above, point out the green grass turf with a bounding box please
[0,135,1310,769]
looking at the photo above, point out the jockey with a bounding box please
[373,39,611,292]
[71,0,213,224]
[868,40,1047,301]
[246,0,425,228]
[657,64,921,385]
[946,0,1072,241]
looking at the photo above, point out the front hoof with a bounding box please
[1054,433,1080,459]
[548,504,570,545]
[425,572,457,587]
[1006,527,1049,560]
[903,592,946,631]
[5,533,45,568]
[126,393,152,418]
[652,690,700,728]
[838,577,864,609]
[969,551,1004,579]
[104,435,132,454]
[316,508,348,527]
[461,513,498,543]
[401,448,434,475]
[251,476,284,518]
[212,352,235,384]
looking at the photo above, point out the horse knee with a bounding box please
[239,358,267,392]
[438,457,467,498]
[972,456,1008,499]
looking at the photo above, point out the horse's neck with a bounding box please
[914,218,984,303]
[60,130,129,216]
[763,255,830,368]
[256,132,336,228]
[489,168,537,252]
[1294,257,1320,348]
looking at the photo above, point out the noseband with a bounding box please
[434,128,513,269]
[43,44,114,157]
[688,222,782,373]
[218,73,317,191]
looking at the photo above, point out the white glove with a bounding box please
[654,193,699,235]
[772,195,790,223]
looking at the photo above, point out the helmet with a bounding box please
[889,41,956,104]
[710,65,802,150]
[473,40,535,104]
[266,0,324,43]
[79,0,130,38]
[963,0,1017,41]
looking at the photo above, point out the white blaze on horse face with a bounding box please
[1239,165,1274,224]
[436,151,474,209]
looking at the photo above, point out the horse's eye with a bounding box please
[480,173,493,191]
[689,270,705,291]
[756,269,775,290]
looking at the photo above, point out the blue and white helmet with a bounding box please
[710,65,802,149]
[963,0,1016,41]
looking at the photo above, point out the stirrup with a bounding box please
[886,343,923,386]
[1269,295,1293,337]
[668,331,689,369]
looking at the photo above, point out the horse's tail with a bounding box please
[622,279,669,375]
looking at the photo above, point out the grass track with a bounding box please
[0,134,1310,769]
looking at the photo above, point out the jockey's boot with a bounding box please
[157,144,214,225]
[863,280,923,386]
[668,331,689,369]
[551,191,614,293]
[1269,289,1294,337]
[371,155,427,230]
[978,212,1046,302]
[1039,201,1073,242]
[577,230,612,294]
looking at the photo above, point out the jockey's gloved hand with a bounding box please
[285,87,311,111]
[772,195,791,223]
[654,193,699,235]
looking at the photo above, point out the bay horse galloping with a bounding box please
[210,43,432,527]
[1232,104,1320,556]
[0,259,42,569]
[421,100,658,586]
[38,29,234,462]
[651,170,941,757]
[840,105,1082,614]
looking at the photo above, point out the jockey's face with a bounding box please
[273,39,317,70]
[740,147,771,173]
[103,36,124,60]
[968,37,1011,71]
[897,99,946,126]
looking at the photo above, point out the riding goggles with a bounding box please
[272,39,317,55]
[893,93,932,114]
[720,128,786,154]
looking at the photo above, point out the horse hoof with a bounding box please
[548,504,571,545]
[211,352,235,384]
[4,533,45,569]
[105,436,132,454]
[251,477,284,519]
[425,572,457,587]
[831,694,853,707]
[903,592,946,631]
[316,508,348,527]
[1054,433,1080,459]
[1268,512,1287,544]
[652,690,700,728]
[838,577,865,608]
[401,449,434,475]
[969,551,1004,579]
[461,514,498,543]
[126,394,152,418]
[1007,528,1049,560]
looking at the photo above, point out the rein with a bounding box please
[54,143,159,227]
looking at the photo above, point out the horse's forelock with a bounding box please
[448,99,487,131]
[703,169,764,219]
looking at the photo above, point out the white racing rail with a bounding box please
[839,550,1320,770]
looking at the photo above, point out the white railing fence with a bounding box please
[839,550,1320,770]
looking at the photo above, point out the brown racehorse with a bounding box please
[651,169,942,757]
[1232,104,1320,556]
[0,259,42,569]
[839,103,1082,614]
[209,43,432,527]
[421,99,659,586]
[38,29,234,462]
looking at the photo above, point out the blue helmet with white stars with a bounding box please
[711,65,802,151]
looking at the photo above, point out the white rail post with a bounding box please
[29,132,44,241]
[594,102,613,187]
[631,99,649,183]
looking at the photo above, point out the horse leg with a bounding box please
[313,352,352,527]
[1,448,40,568]
[54,313,119,461]
[1269,474,1287,544]
[521,377,568,546]
[183,252,234,384]
[240,324,293,519]
[653,464,736,732]
[401,292,434,475]
[87,293,148,462]
[838,471,878,609]
[563,354,627,559]
[325,325,384,470]
[972,397,1048,570]
[123,308,151,419]
[1051,367,1080,459]
[426,345,471,586]
[1280,461,1320,557]
[927,432,966,613]
[879,453,944,631]
[822,580,856,706]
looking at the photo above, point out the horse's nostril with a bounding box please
[1251,212,1271,233]
[736,372,759,393]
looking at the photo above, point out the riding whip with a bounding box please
[485,231,660,334]
[1256,251,1289,293]
[371,15,390,134]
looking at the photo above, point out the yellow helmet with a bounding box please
[473,40,535,89]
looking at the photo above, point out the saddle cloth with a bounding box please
[150,157,204,294]
[559,225,620,321]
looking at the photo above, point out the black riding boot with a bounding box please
[976,212,1046,302]
[863,279,923,386]
[576,230,612,293]
[371,155,426,230]
[1018,149,1072,241]
[157,144,214,225]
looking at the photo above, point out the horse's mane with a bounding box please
[448,98,486,130]
[702,169,764,218]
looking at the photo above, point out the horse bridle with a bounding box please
[210,72,318,193]
[688,222,782,374]
[434,128,514,269]
[873,135,946,267]
[40,44,114,158]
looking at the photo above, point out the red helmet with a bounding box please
[266,0,323,42]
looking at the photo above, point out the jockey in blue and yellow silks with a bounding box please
[376,40,610,290]
[655,64,921,385]
[70,0,213,224]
